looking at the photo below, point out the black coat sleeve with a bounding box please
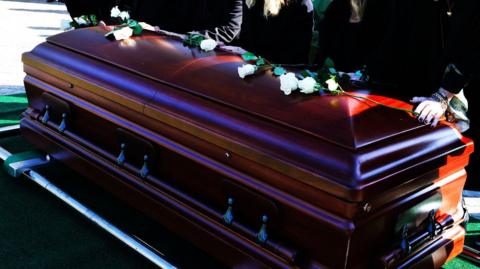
[442,0,480,93]
[200,0,243,43]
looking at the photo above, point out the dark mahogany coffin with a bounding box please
[21,27,474,269]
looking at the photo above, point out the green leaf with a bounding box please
[89,14,98,26]
[328,67,337,75]
[300,70,310,78]
[273,66,287,76]
[241,52,258,62]
[128,20,138,28]
[305,69,318,79]
[191,34,205,46]
[81,15,90,24]
[256,57,266,66]
[132,24,143,35]
[128,20,142,35]
[69,21,79,29]
[324,57,335,68]
[317,67,330,83]
[191,34,204,42]
[183,33,205,47]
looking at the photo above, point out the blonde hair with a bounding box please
[246,0,287,17]
[350,0,367,23]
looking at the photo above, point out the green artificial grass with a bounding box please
[0,93,28,127]
[444,257,478,269]
[0,135,225,269]
[0,138,155,268]
[466,221,480,236]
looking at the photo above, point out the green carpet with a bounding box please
[0,136,156,269]
[0,93,28,127]
[444,257,478,269]
[0,135,225,269]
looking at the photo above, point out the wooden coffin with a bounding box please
[20,27,474,269]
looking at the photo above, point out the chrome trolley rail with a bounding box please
[0,125,176,269]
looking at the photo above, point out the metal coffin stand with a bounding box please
[0,126,175,269]
[19,27,475,268]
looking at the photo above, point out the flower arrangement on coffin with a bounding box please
[104,6,154,41]
[105,6,217,47]
[183,33,218,52]
[61,15,99,31]
[237,52,287,79]
[238,52,418,115]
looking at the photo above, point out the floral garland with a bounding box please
[238,52,418,115]
[103,7,218,48]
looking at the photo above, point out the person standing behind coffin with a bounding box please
[332,0,479,189]
[407,0,479,190]
[316,0,388,72]
[63,0,129,24]
[130,0,243,43]
[363,0,479,187]
[236,0,314,64]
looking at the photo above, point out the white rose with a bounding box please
[111,6,121,18]
[302,0,314,13]
[60,19,73,31]
[138,22,155,31]
[298,77,317,94]
[279,73,299,95]
[113,26,133,41]
[119,11,130,21]
[326,78,339,92]
[238,64,257,79]
[74,17,88,26]
[200,39,217,51]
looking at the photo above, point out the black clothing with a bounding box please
[131,0,243,43]
[64,0,242,43]
[364,0,440,98]
[317,0,389,72]
[367,0,480,98]
[464,80,480,190]
[442,0,480,93]
[64,0,123,23]
[237,0,314,64]
[365,0,480,189]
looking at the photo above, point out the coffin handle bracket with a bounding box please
[257,215,269,244]
[41,105,50,125]
[140,155,150,179]
[117,143,126,165]
[223,197,234,225]
[400,225,411,255]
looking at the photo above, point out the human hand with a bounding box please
[410,93,448,127]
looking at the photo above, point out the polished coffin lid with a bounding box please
[23,27,472,202]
